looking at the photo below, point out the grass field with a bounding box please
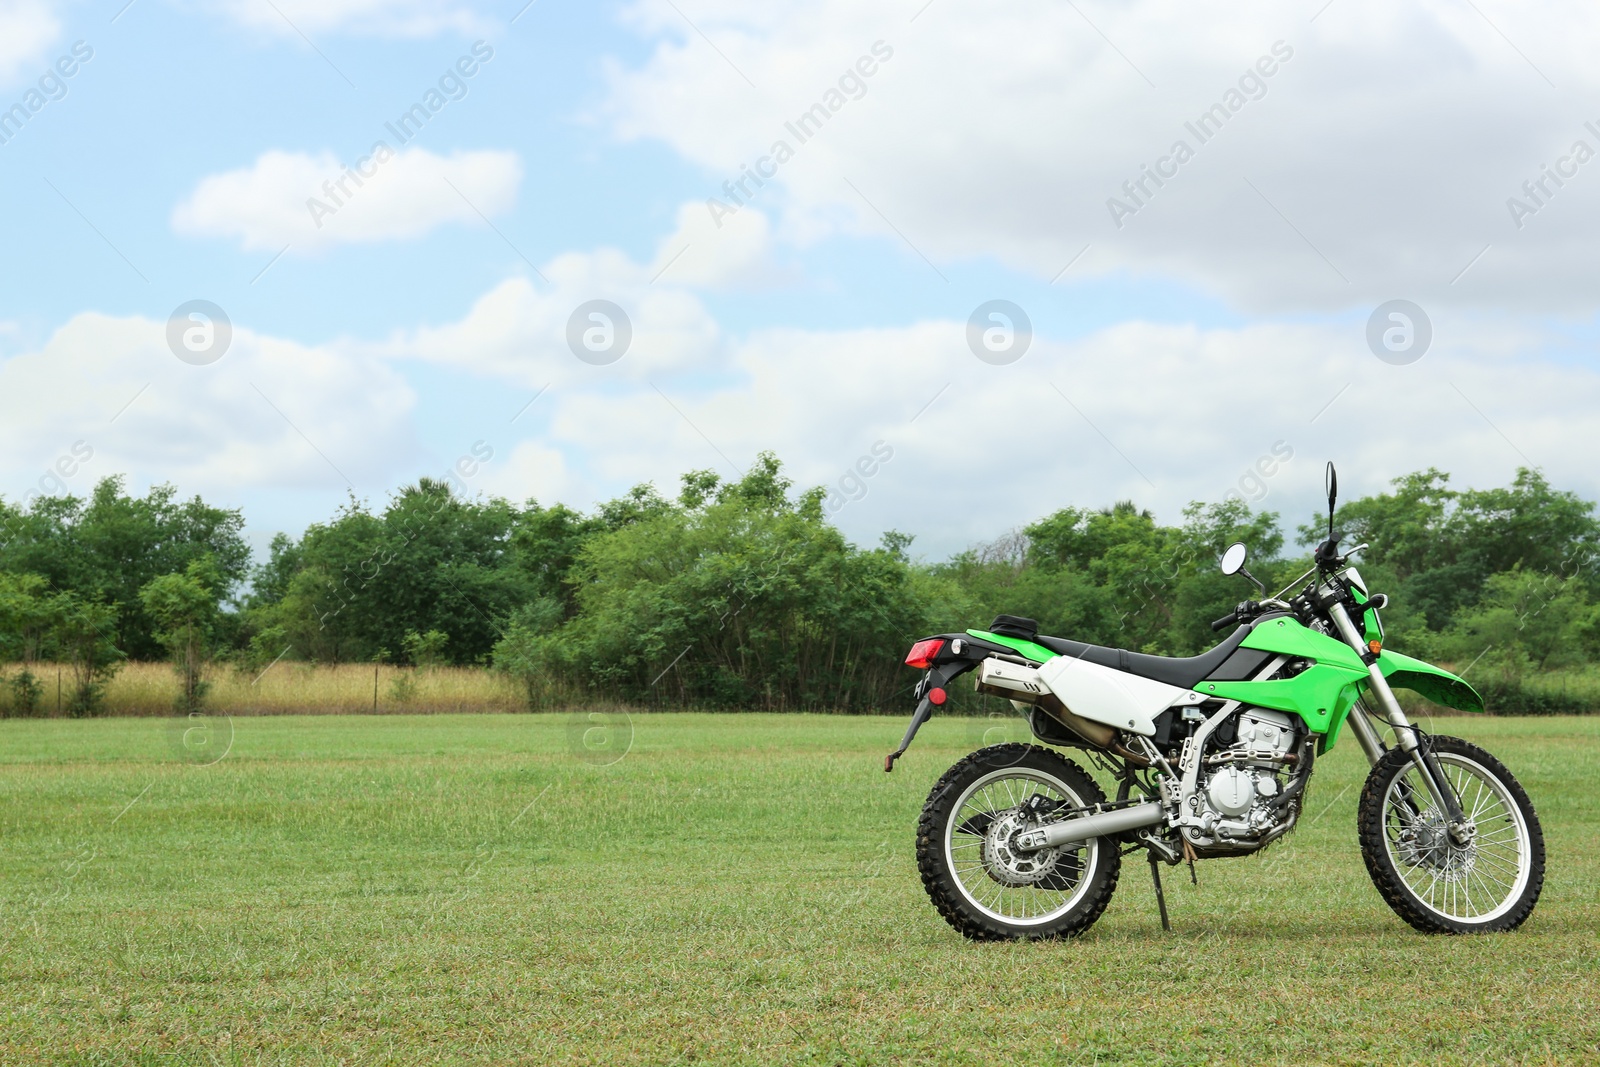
[1,711,1597,1065]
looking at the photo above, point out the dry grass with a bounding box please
[1,661,528,717]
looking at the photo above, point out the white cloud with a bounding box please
[375,226,724,388]
[0,0,60,86]
[172,147,522,252]
[649,201,783,288]
[198,0,487,38]
[0,311,419,505]
[473,440,580,506]
[605,0,1600,313]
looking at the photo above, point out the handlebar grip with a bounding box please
[1211,611,1240,632]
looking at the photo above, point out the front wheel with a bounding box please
[1357,735,1544,933]
[915,744,1120,941]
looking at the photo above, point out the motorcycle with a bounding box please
[885,463,1544,939]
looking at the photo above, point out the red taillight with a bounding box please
[905,638,945,669]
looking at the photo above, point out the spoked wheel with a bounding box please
[916,744,1119,941]
[1357,735,1544,934]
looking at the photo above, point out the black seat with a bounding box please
[1030,626,1254,690]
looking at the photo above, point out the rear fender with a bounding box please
[884,634,1018,772]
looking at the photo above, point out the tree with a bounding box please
[508,502,603,618]
[1452,468,1600,581]
[0,477,247,659]
[536,454,951,710]
[140,558,225,714]
[1439,567,1597,681]
[1164,499,1286,655]
[257,480,537,665]
[252,498,384,663]
[0,573,53,716]
[492,599,567,710]
[0,455,1591,715]
[401,629,450,668]
[53,594,123,717]
[1020,502,1181,652]
[0,572,53,664]
[1310,468,1456,584]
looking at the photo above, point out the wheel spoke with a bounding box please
[1467,777,1493,822]
[1470,853,1521,883]
[977,785,1000,816]
[1470,863,1511,899]
[1459,867,1481,915]
[1473,840,1520,866]
[1415,864,1444,907]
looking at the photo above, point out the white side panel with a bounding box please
[1036,656,1186,737]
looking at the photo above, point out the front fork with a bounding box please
[1325,598,1471,838]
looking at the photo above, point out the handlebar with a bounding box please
[1212,599,1265,631]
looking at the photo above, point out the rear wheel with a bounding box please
[915,744,1120,941]
[1357,735,1544,933]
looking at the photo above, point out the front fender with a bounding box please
[1378,650,1484,713]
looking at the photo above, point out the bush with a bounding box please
[232,625,289,678]
[1476,677,1598,715]
[402,629,450,669]
[388,672,418,704]
[492,600,567,711]
[4,668,44,717]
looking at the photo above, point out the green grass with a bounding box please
[1,712,1597,1065]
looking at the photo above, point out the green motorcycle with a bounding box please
[886,463,1544,939]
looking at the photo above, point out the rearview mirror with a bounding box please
[1325,461,1338,515]
[1220,541,1249,576]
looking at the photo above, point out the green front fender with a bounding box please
[1377,649,1484,712]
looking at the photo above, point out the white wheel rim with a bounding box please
[1381,752,1532,925]
[942,766,1101,927]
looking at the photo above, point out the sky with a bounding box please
[1,0,1598,564]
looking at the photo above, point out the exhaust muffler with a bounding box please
[1013,801,1164,851]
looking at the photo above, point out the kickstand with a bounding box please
[1147,852,1171,932]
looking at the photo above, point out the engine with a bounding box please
[1185,707,1305,852]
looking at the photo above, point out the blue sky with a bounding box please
[2,0,1597,563]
